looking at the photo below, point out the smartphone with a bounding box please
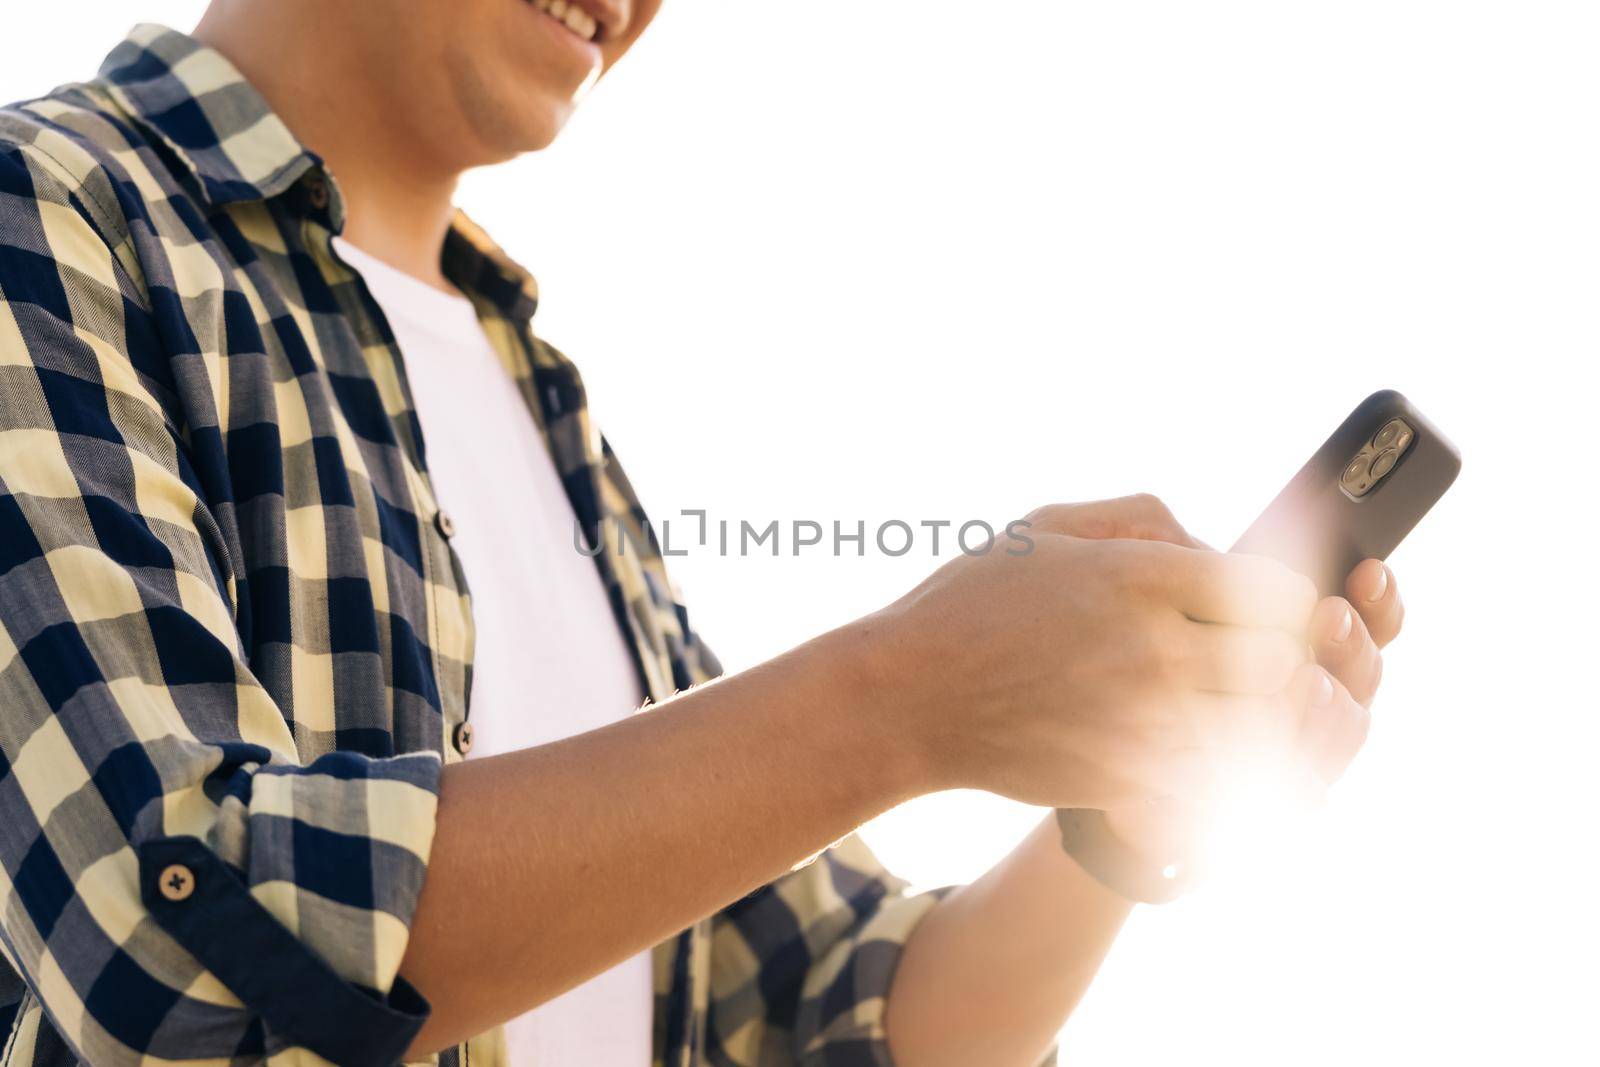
[1230,390,1461,597]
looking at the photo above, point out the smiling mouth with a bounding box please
[526,0,603,43]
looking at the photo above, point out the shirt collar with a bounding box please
[442,212,542,324]
[97,24,541,324]
[97,23,319,207]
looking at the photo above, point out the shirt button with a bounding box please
[453,721,474,755]
[435,509,456,539]
[305,176,330,210]
[158,864,196,902]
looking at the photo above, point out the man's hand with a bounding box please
[886,494,1408,1067]
[1083,503,1407,860]
[864,494,1322,811]
[883,494,1331,1067]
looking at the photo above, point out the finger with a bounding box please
[1181,620,1308,696]
[1027,494,1204,547]
[1297,665,1372,785]
[1106,493,1205,547]
[1174,547,1319,633]
[1345,559,1405,649]
[1310,596,1384,707]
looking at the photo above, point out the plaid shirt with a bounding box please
[0,24,941,1067]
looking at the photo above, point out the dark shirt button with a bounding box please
[158,863,196,902]
[306,176,330,210]
[435,509,456,539]
[453,721,474,755]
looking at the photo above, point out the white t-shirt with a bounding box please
[334,239,651,1067]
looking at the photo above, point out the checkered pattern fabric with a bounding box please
[0,24,943,1067]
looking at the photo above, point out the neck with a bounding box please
[193,3,461,291]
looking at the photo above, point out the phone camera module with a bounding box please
[1342,417,1414,500]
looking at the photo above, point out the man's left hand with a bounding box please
[1102,555,1406,867]
[1298,556,1404,783]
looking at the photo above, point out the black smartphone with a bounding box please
[1230,390,1461,597]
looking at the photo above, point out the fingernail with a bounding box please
[1309,670,1334,707]
[1333,606,1353,642]
[1367,566,1389,603]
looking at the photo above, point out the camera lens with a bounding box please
[1370,449,1399,479]
[1342,456,1370,484]
[1373,420,1406,450]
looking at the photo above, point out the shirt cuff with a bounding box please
[140,836,429,1066]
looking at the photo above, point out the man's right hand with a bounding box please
[855,495,1322,810]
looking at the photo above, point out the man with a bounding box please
[0,3,1402,1065]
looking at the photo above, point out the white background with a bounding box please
[8,3,1598,1063]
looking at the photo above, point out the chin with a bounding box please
[497,97,576,156]
[441,49,586,162]
[524,93,580,148]
[465,98,581,163]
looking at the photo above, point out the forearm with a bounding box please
[886,817,1133,1067]
[400,622,923,1054]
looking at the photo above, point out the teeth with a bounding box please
[564,6,597,39]
[529,0,600,41]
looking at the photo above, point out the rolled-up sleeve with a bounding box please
[0,141,439,1064]
[707,834,943,1067]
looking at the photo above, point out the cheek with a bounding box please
[632,0,665,34]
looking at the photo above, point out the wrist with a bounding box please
[820,611,949,801]
[1056,806,1197,905]
[1101,799,1195,863]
